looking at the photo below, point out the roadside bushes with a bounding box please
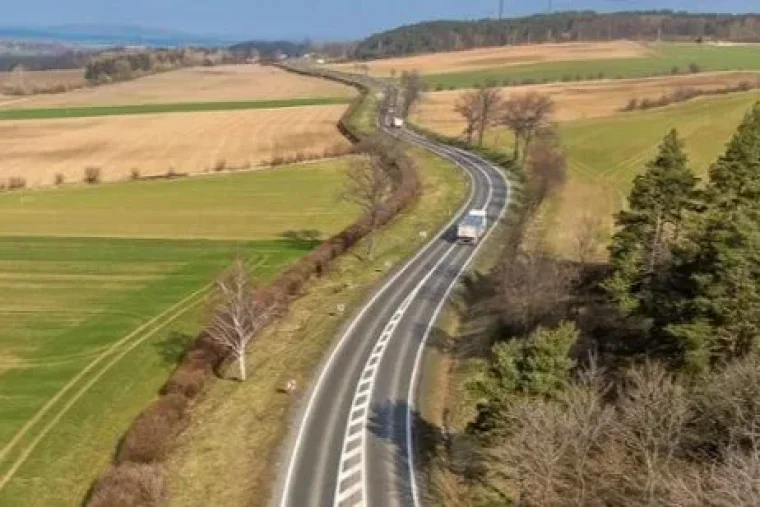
[88,68,422,506]
[117,394,189,464]
[87,463,165,507]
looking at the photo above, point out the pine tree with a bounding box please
[605,129,698,315]
[668,103,760,374]
[468,322,578,437]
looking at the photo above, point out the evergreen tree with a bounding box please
[605,129,698,315]
[668,104,760,373]
[469,322,578,437]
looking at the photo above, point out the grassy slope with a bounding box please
[550,91,760,255]
[0,97,353,120]
[0,161,355,240]
[424,44,760,89]
[0,160,357,506]
[163,147,469,507]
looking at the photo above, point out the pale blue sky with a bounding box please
[2,0,756,40]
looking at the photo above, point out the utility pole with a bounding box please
[498,0,505,20]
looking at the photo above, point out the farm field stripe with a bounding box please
[0,254,266,472]
[0,97,354,120]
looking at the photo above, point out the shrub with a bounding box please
[54,173,65,186]
[161,363,208,398]
[87,463,165,507]
[213,159,226,172]
[435,84,444,91]
[623,98,639,111]
[130,168,141,181]
[7,176,26,190]
[671,65,681,75]
[689,62,702,73]
[84,167,101,184]
[117,394,188,464]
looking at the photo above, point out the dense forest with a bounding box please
[422,87,760,504]
[355,11,760,59]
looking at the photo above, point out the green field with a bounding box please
[0,163,355,239]
[550,92,759,255]
[0,160,357,506]
[424,43,760,89]
[0,96,353,120]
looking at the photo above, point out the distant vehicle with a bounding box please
[456,209,487,244]
[392,117,404,128]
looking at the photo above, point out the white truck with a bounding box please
[456,209,487,244]
[392,116,405,128]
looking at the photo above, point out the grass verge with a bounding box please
[0,97,353,120]
[163,146,469,507]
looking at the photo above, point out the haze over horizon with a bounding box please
[2,0,758,41]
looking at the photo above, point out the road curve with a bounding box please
[275,127,510,507]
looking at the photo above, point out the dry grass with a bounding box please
[0,105,352,186]
[332,41,650,76]
[413,71,760,136]
[0,69,86,98]
[0,65,354,110]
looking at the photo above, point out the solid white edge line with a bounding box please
[403,133,511,507]
[332,244,460,507]
[277,125,478,507]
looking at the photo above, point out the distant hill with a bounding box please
[355,10,760,59]
[0,24,238,48]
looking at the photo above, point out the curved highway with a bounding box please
[275,123,510,506]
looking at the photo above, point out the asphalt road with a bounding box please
[275,128,510,507]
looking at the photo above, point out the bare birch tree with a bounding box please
[207,260,277,381]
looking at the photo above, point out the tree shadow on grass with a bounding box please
[153,331,195,365]
[280,229,323,250]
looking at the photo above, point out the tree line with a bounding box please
[84,48,239,84]
[354,10,760,59]
[422,79,760,503]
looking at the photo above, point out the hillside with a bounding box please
[354,11,760,59]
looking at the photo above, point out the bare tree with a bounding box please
[340,143,394,260]
[574,213,603,265]
[524,128,567,211]
[400,70,423,118]
[501,92,555,160]
[207,260,277,381]
[454,90,480,145]
[475,86,503,146]
[455,86,503,146]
